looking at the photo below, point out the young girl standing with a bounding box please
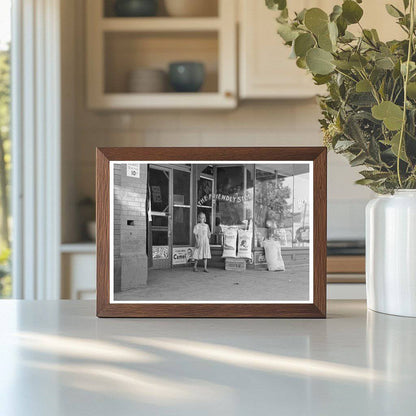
[193,212,211,272]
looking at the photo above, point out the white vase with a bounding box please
[366,190,416,317]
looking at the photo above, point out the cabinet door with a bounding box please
[238,0,404,99]
[239,0,319,99]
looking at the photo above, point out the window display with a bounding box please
[254,164,309,248]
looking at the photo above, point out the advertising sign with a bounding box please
[127,163,140,178]
[172,247,193,265]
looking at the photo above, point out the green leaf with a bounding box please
[304,8,329,35]
[277,23,299,42]
[266,0,287,11]
[360,170,391,180]
[385,4,403,18]
[407,82,416,99]
[328,21,338,45]
[313,74,332,85]
[355,178,377,185]
[340,31,356,42]
[294,33,315,57]
[296,57,307,69]
[333,59,353,70]
[363,29,375,44]
[382,132,409,162]
[334,139,355,152]
[375,56,395,70]
[350,152,368,167]
[342,0,363,24]
[403,0,410,9]
[372,101,404,130]
[336,15,348,36]
[350,53,368,69]
[306,48,335,75]
[318,31,333,52]
[330,5,343,22]
[295,8,307,22]
[369,136,381,162]
[317,22,338,53]
[280,8,289,19]
[356,79,372,92]
[371,29,380,42]
[401,61,416,76]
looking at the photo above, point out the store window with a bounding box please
[293,172,310,247]
[254,164,309,248]
[215,165,254,229]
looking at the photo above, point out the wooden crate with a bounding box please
[225,258,246,271]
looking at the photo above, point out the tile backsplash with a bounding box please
[72,100,373,242]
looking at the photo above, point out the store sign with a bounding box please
[127,163,140,178]
[152,246,169,260]
[172,247,193,265]
[198,192,252,206]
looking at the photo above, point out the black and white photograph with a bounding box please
[110,161,313,303]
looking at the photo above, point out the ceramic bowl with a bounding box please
[127,68,167,93]
[114,0,158,17]
[168,62,205,93]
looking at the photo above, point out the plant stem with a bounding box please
[334,68,357,83]
[397,0,415,188]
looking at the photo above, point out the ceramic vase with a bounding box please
[366,190,416,317]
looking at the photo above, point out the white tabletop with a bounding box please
[0,300,415,416]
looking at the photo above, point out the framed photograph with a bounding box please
[96,147,327,318]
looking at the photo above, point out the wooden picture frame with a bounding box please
[97,147,327,318]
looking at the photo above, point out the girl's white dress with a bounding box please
[193,223,211,259]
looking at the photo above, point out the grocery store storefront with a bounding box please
[148,163,310,270]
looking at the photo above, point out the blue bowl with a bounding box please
[169,62,205,93]
[114,0,158,17]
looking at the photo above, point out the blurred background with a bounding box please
[1,0,404,300]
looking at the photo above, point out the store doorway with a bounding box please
[149,166,171,269]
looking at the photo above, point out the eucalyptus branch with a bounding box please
[397,0,415,188]
[334,68,358,83]
[358,69,381,104]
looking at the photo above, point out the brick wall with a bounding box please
[113,163,148,292]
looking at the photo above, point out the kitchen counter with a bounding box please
[0,300,415,415]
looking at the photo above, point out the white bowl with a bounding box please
[127,68,167,93]
[164,0,217,17]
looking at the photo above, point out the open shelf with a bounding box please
[86,0,236,109]
[104,31,219,94]
[101,17,221,32]
[91,92,235,109]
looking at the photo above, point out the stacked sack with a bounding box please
[221,228,252,260]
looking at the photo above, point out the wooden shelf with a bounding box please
[89,92,235,110]
[327,256,365,274]
[101,17,221,32]
[61,242,96,253]
[327,255,365,283]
